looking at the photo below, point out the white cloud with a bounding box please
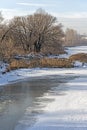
[50,12,87,34]
[51,12,87,19]
[1,8,87,34]
[17,2,50,7]
[2,7,87,20]
[1,8,34,20]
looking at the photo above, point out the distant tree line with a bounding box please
[64,28,87,47]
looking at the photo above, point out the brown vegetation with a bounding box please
[69,53,87,62]
[40,58,73,68]
[8,57,73,70]
[64,28,87,47]
[0,9,64,59]
[0,9,66,63]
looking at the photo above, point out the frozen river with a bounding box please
[0,46,87,130]
[0,69,87,130]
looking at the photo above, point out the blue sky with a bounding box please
[0,0,87,34]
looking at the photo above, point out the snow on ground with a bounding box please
[0,61,8,73]
[0,67,87,86]
[66,46,87,56]
[51,46,87,58]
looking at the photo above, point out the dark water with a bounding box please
[0,75,72,130]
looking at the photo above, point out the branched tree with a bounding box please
[64,28,81,46]
[1,9,64,54]
[0,11,5,60]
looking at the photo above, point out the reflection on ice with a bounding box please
[14,75,87,130]
[24,78,87,130]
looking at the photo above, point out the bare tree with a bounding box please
[0,11,4,24]
[1,9,64,54]
[64,28,81,46]
[26,10,64,53]
[0,11,5,60]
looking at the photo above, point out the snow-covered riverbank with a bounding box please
[0,67,87,86]
[0,46,87,86]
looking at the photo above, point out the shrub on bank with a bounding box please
[5,53,87,71]
[8,57,73,70]
[40,58,73,68]
[69,53,87,62]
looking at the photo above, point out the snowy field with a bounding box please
[48,46,87,58]
[60,46,87,58]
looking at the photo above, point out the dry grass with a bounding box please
[40,58,73,68]
[8,57,73,70]
[8,59,40,70]
[69,53,87,62]
[9,60,29,70]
